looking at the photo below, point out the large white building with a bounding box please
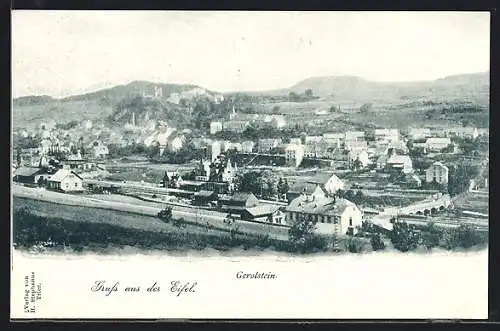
[425,162,449,185]
[286,186,363,236]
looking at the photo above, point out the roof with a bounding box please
[323,133,344,139]
[245,204,281,217]
[429,162,449,171]
[219,192,257,203]
[426,137,451,144]
[308,173,342,186]
[48,169,82,182]
[194,190,216,197]
[14,167,41,177]
[387,155,412,165]
[288,181,320,194]
[286,196,357,216]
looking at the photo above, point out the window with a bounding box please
[349,217,353,226]
[75,182,78,187]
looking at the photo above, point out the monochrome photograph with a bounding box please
[10,11,490,319]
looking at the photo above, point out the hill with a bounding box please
[13,72,489,129]
[12,81,220,129]
[232,72,490,105]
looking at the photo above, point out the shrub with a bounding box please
[370,233,386,251]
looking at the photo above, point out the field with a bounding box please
[13,100,115,129]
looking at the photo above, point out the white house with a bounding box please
[308,172,345,195]
[46,169,84,192]
[290,138,302,145]
[345,131,365,142]
[241,141,255,153]
[210,121,223,135]
[426,162,449,185]
[305,135,323,144]
[374,129,399,142]
[285,144,305,168]
[425,137,452,152]
[258,138,281,153]
[322,133,344,148]
[286,188,363,236]
[349,149,370,168]
[408,128,431,140]
[386,154,413,174]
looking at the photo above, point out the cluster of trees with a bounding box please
[288,218,329,253]
[13,136,40,149]
[150,142,202,164]
[447,163,480,196]
[55,120,79,130]
[287,89,319,102]
[390,221,487,252]
[215,125,300,142]
[236,171,289,200]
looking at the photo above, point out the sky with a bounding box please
[12,11,490,98]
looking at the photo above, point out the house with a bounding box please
[443,127,478,139]
[258,138,281,153]
[374,129,400,142]
[167,93,182,104]
[46,169,84,192]
[307,172,345,195]
[13,167,43,184]
[241,141,255,153]
[285,144,305,167]
[208,141,222,161]
[348,149,370,168]
[263,115,286,129]
[344,140,368,152]
[241,204,286,225]
[210,121,223,135]
[344,131,365,142]
[304,135,323,144]
[218,192,260,215]
[289,138,302,145]
[223,120,250,133]
[425,137,451,152]
[304,141,330,158]
[425,162,449,185]
[286,189,363,236]
[92,144,109,159]
[386,154,413,174]
[322,133,344,148]
[193,190,217,206]
[287,182,322,203]
[408,128,431,140]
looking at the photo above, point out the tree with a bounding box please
[390,221,421,252]
[370,233,386,251]
[346,237,364,253]
[352,158,363,171]
[277,178,290,197]
[16,148,22,165]
[440,223,487,250]
[421,222,441,250]
[161,171,170,188]
[329,105,338,113]
[288,92,300,102]
[360,103,373,113]
[237,171,263,195]
[157,207,173,222]
[288,217,327,253]
[304,89,314,97]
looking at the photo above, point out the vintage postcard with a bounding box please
[11,11,489,319]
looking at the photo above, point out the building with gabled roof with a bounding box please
[286,190,363,236]
[46,169,84,192]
